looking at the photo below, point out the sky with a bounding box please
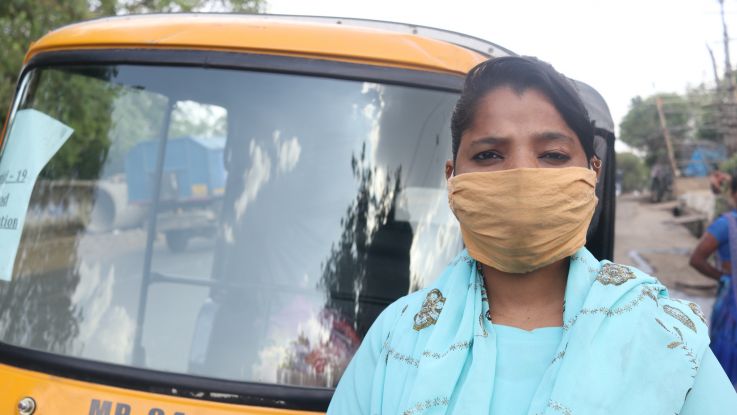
[267,0,737,147]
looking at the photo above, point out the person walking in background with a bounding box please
[709,164,732,218]
[691,176,737,387]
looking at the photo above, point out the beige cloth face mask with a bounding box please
[447,167,598,274]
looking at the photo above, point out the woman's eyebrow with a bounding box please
[470,136,508,146]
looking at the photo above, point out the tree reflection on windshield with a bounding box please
[0,64,461,389]
[319,144,410,338]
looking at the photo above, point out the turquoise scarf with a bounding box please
[343,248,709,414]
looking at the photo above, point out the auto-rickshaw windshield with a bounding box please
[0,63,462,388]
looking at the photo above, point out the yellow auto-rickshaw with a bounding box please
[0,14,616,414]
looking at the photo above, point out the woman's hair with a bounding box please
[731,173,737,194]
[450,56,596,163]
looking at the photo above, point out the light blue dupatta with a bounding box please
[329,248,710,414]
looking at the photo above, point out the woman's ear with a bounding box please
[591,156,602,181]
[445,160,454,180]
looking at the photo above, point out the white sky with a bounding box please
[267,0,737,144]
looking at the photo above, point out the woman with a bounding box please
[691,176,737,387]
[329,57,737,414]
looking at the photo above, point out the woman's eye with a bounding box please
[473,151,502,161]
[540,152,570,162]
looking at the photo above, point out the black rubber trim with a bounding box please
[0,342,332,411]
[24,48,465,92]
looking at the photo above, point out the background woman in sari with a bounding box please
[691,176,737,387]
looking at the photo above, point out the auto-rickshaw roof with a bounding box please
[25,14,510,75]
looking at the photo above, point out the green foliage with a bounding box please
[0,0,265,127]
[0,0,265,179]
[114,0,264,13]
[619,87,724,168]
[616,152,648,193]
[720,152,737,176]
[686,84,723,143]
[0,0,90,128]
[106,88,169,173]
[25,68,116,179]
[619,94,691,167]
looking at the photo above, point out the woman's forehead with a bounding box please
[466,87,580,143]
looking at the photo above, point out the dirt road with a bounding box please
[614,194,717,319]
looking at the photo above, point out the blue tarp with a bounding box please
[683,147,727,177]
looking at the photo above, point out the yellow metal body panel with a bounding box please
[25,14,486,75]
[0,363,322,414]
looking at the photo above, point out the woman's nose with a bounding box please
[506,152,538,169]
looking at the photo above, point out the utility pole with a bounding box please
[655,97,680,185]
[708,44,723,95]
[721,0,733,91]
[708,44,728,140]
[719,0,737,152]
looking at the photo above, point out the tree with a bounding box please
[686,84,724,143]
[616,152,648,193]
[0,0,265,127]
[619,93,692,167]
[0,1,91,128]
[99,0,264,14]
[618,88,726,169]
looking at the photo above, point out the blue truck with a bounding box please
[126,136,227,251]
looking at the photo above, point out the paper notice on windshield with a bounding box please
[0,109,74,281]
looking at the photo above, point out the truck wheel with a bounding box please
[166,231,189,252]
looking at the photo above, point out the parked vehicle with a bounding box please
[126,136,227,251]
[0,14,617,414]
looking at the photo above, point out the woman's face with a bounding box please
[446,86,598,178]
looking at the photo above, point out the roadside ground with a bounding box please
[614,194,717,320]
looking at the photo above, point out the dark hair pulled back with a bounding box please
[450,56,596,163]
